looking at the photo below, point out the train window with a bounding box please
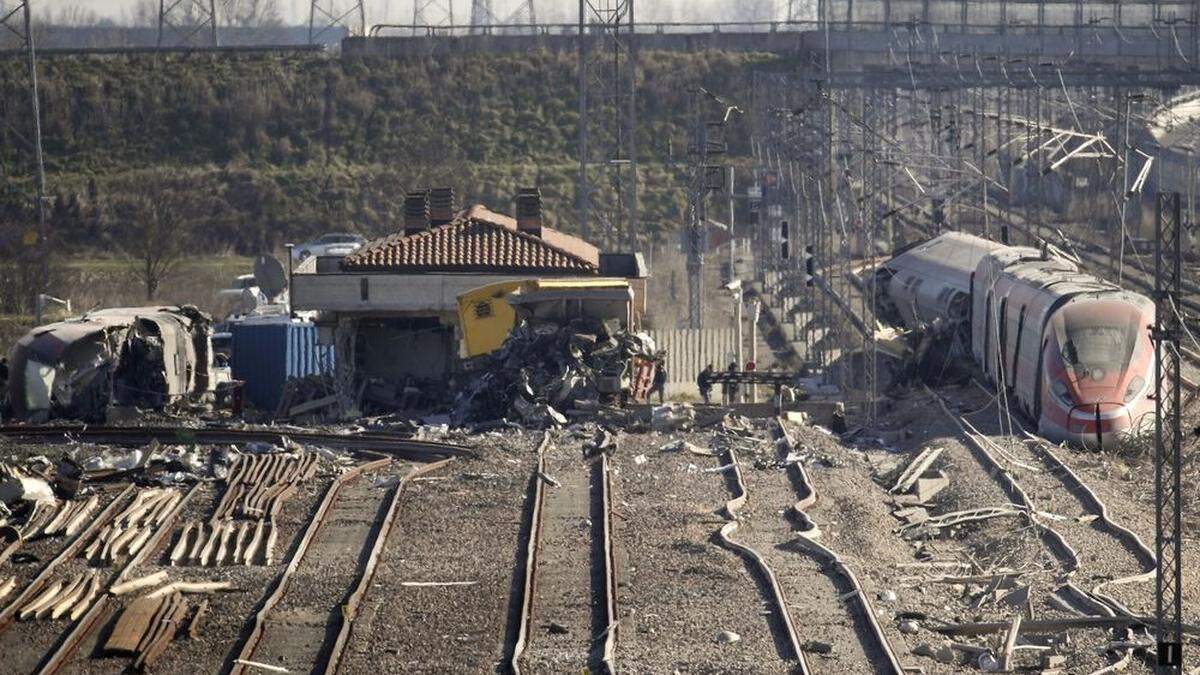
[998,298,1008,377]
[1012,306,1027,387]
[969,272,975,328]
[984,293,993,375]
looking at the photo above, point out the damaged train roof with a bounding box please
[8,306,217,423]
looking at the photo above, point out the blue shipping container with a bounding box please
[229,319,336,412]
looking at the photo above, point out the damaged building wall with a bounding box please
[354,318,454,381]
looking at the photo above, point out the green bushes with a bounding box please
[0,49,786,254]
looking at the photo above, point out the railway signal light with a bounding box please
[804,245,815,287]
[779,219,789,259]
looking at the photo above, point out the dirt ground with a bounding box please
[0,388,1193,673]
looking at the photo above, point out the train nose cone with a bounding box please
[1065,401,1140,448]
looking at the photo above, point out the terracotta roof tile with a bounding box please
[341,204,600,274]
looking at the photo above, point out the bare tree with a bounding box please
[110,190,196,301]
[47,5,102,27]
[222,0,283,27]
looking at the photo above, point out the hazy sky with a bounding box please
[30,0,790,26]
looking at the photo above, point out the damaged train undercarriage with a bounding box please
[7,307,218,423]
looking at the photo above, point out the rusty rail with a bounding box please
[596,453,619,674]
[321,458,456,675]
[37,482,199,675]
[507,432,551,675]
[0,484,134,634]
[774,418,906,674]
[712,446,812,674]
[227,457,392,675]
[0,424,475,461]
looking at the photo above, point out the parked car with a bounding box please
[292,233,366,261]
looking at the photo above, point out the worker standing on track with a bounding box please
[650,355,668,404]
[725,362,739,404]
[697,364,714,404]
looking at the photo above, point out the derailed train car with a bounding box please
[7,306,215,422]
[877,232,1155,447]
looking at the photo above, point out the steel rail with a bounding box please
[507,432,550,675]
[773,418,906,674]
[0,424,475,460]
[321,457,456,675]
[37,482,199,675]
[596,453,619,674]
[713,446,812,673]
[927,387,1150,672]
[227,457,392,675]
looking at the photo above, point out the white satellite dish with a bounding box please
[253,255,287,301]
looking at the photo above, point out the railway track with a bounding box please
[712,423,902,673]
[928,386,1157,671]
[0,424,475,461]
[27,483,198,675]
[507,432,619,674]
[227,456,450,675]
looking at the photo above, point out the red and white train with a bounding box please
[878,232,1155,446]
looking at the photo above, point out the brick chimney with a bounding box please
[429,187,456,226]
[515,187,543,238]
[404,190,429,236]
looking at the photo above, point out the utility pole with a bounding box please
[1153,191,1184,673]
[685,87,735,329]
[412,0,454,28]
[1,0,48,321]
[577,0,637,249]
[310,0,366,42]
[469,0,491,29]
[471,0,535,32]
[157,0,219,47]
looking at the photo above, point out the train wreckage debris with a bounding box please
[452,318,657,427]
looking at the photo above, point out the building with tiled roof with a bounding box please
[289,188,647,409]
[340,204,600,274]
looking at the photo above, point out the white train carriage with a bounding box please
[882,232,1156,446]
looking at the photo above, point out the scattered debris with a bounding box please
[802,640,833,654]
[0,469,56,507]
[146,581,233,599]
[234,660,290,674]
[715,630,741,644]
[453,319,657,426]
[110,571,169,596]
[651,403,697,432]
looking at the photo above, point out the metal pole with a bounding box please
[577,0,588,241]
[750,299,760,403]
[627,0,638,250]
[1118,93,1135,284]
[1153,190,1184,673]
[729,165,736,287]
[22,0,48,325]
[734,290,743,402]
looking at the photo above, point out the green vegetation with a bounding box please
[0,49,788,315]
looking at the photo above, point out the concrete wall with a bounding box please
[344,25,1200,65]
[292,272,531,314]
[343,31,807,58]
[647,328,739,397]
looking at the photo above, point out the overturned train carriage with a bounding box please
[8,306,215,422]
[877,232,1155,447]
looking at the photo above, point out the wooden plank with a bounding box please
[104,597,164,654]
